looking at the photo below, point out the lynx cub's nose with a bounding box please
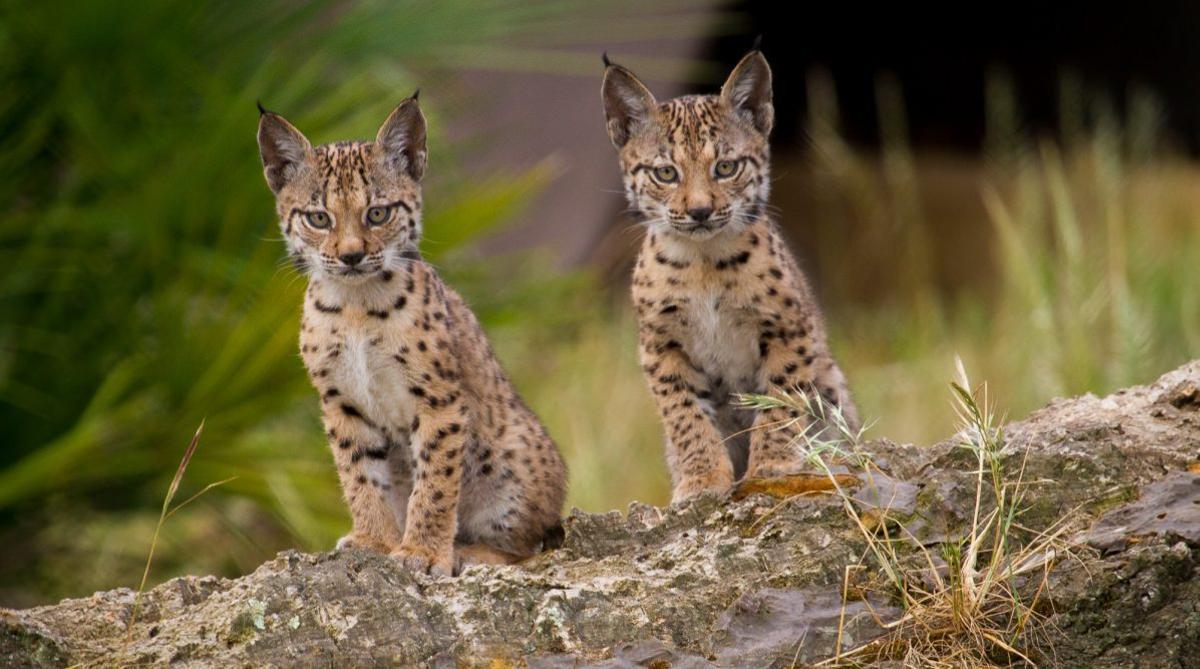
[339,251,365,266]
[687,206,713,223]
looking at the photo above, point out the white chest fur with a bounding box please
[680,291,760,393]
[334,328,417,431]
[304,301,420,439]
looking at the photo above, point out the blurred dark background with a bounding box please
[715,2,1200,151]
[1,0,1197,607]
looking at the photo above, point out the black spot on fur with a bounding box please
[715,250,752,270]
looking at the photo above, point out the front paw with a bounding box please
[335,532,393,554]
[391,543,454,577]
[671,468,735,504]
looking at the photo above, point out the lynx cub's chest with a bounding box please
[304,304,419,437]
[679,289,760,395]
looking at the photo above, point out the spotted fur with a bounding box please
[257,97,566,575]
[602,50,859,503]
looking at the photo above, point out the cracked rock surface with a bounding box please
[3,362,1200,668]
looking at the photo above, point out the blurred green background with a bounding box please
[1,0,1198,607]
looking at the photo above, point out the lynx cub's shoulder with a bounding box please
[257,96,565,575]
[602,49,859,503]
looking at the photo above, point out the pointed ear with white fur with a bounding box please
[375,95,427,181]
[720,50,774,136]
[602,62,658,149]
[257,109,312,193]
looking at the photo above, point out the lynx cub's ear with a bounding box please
[375,94,427,181]
[602,58,658,149]
[257,107,312,194]
[720,50,774,136]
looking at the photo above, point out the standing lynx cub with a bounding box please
[257,95,566,575]
[602,49,859,503]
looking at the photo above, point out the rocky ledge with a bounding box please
[3,363,1200,668]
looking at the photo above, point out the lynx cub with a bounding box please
[257,95,566,575]
[602,49,859,503]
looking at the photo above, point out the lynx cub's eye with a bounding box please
[365,205,391,226]
[714,159,738,178]
[653,165,679,183]
[305,211,332,229]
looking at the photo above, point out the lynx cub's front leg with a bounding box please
[323,405,404,554]
[391,318,468,576]
[603,46,859,500]
[638,317,733,502]
[744,302,819,479]
[258,95,567,576]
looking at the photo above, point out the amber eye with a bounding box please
[714,160,739,178]
[305,211,331,229]
[653,165,679,183]
[365,205,391,226]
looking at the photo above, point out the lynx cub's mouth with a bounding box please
[671,219,725,237]
[335,265,375,280]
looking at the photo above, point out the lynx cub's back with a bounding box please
[602,48,859,503]
[257,96,566,575]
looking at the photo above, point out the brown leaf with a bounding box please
[732,473,860,501]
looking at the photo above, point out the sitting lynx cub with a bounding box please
[257,95,566,575]
[602,48,859,503]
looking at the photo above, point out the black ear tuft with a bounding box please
[602,51,612,67]
[410,88,420,101]
[752,34,763,52]
[257,100,268,116]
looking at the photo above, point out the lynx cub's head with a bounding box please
[603,49,773,240]
[257,95,427,283]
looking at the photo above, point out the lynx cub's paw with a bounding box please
[391,543,454,577]
[335,532,394,555]
[670,468,735,504]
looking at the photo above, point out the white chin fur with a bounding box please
[315,266,378,285]
[657,219,739,242]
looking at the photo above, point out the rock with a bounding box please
[3,362,1200,667]
[1086,472,1200,554]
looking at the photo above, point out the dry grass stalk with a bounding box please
[742,359,1079,668]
